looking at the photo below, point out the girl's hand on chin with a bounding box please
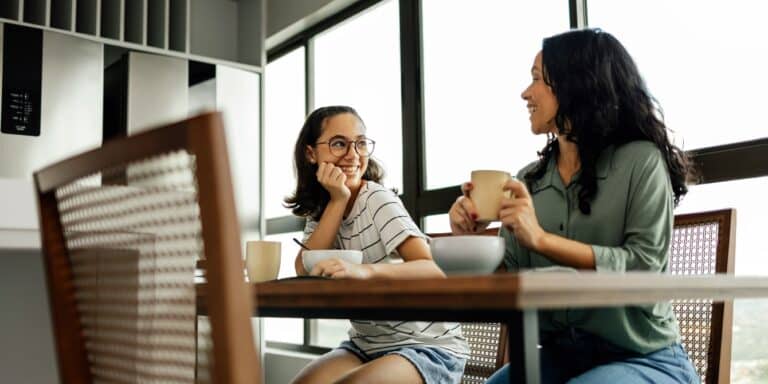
[317,162,351,201]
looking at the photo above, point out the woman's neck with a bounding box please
[556,136,580,186]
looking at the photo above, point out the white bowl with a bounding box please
[430,236,505,275]
[302,249,363,272]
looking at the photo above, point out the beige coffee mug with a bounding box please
[470,170,512,222]
[245,241,281,282]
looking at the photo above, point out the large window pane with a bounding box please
[312,319,349,349]
[676,179,768,275]
[676,178,768,382]
[265,48,306,219]
[588,0,768,149]
[424,213,451,234]
[262,231,304,344]
[314,0,403,192]
[422,0,569,189]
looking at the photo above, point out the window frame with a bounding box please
[263,0,768,354]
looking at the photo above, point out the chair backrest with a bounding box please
[670,208,736,384]
[35,112,260,384]
[428,227,505,384]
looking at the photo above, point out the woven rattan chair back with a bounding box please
[428,228,506,383]
[670,209,736,384]
[35,113,259,384]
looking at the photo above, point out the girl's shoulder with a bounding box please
[361,180,396,196]
[359,181,400,208]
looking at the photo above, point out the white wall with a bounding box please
[215,64,262,228]
[0,28,103,180]
[127,51,189,134]
[0,250,60,382]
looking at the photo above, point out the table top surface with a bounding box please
[196,272,768,321]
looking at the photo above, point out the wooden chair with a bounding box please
[428,227,506,384]
[35,112,260,383]
[432,209,736,384]
[670,208,736,384]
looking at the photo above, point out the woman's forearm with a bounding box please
[365,259,446,279]
[536,232,596,270]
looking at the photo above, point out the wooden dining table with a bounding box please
[196,272,768,384]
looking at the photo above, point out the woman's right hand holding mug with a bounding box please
[449,182,490,235]
[316,162,351,202]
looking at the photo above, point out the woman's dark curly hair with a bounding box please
[284,106,385,220]
[525,28,693,214]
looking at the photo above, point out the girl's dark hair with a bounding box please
[525,28,693,214]
[284,105,385,220]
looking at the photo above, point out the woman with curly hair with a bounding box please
[449,29,699,383]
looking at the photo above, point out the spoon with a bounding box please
[293,238,310,250]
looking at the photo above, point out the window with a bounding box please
[587,4,768,380]
[312,319,350,348]
[264,47,306,220]
[424,213,451,234]
[421,0,569,189]
[264,0,402,352]
[266,5,768,380]
[263,48,306,344]
[588,0,768,150]
[314,0,403,193]
[262,231,304,344]
[305,0,402,348]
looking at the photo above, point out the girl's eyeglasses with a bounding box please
[315,138,376,157]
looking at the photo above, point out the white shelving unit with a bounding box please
[0,0,264,68]
[50,0,75,31]
[169,0,188,52]
[0,1,22,21]
[76,0,100,35]
[23,0,49,26]
[147,0,168,49]
[188,0,264,66]
[101,0,124,40]
[124,0,145,44]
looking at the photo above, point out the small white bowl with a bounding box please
[302,249,363,272]
[430,236,505,275]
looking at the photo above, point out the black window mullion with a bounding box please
[572,0,587,29]
[690,138,768,184]
[399,0,425,225]
[414,139,768,221]
[306,40,315,114]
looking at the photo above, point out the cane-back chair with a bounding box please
[35,112,259,383]
[430,208,737,384]
[428,227,507,384]
[670,208,736,384]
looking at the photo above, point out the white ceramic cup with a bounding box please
[245,241,281,282]
[302,249,363,273]
[470,170,512,222]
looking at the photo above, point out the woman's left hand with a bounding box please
[500,179,547,252]
[309,257,372,279]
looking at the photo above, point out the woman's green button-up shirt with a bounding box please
[501,140,680,354]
